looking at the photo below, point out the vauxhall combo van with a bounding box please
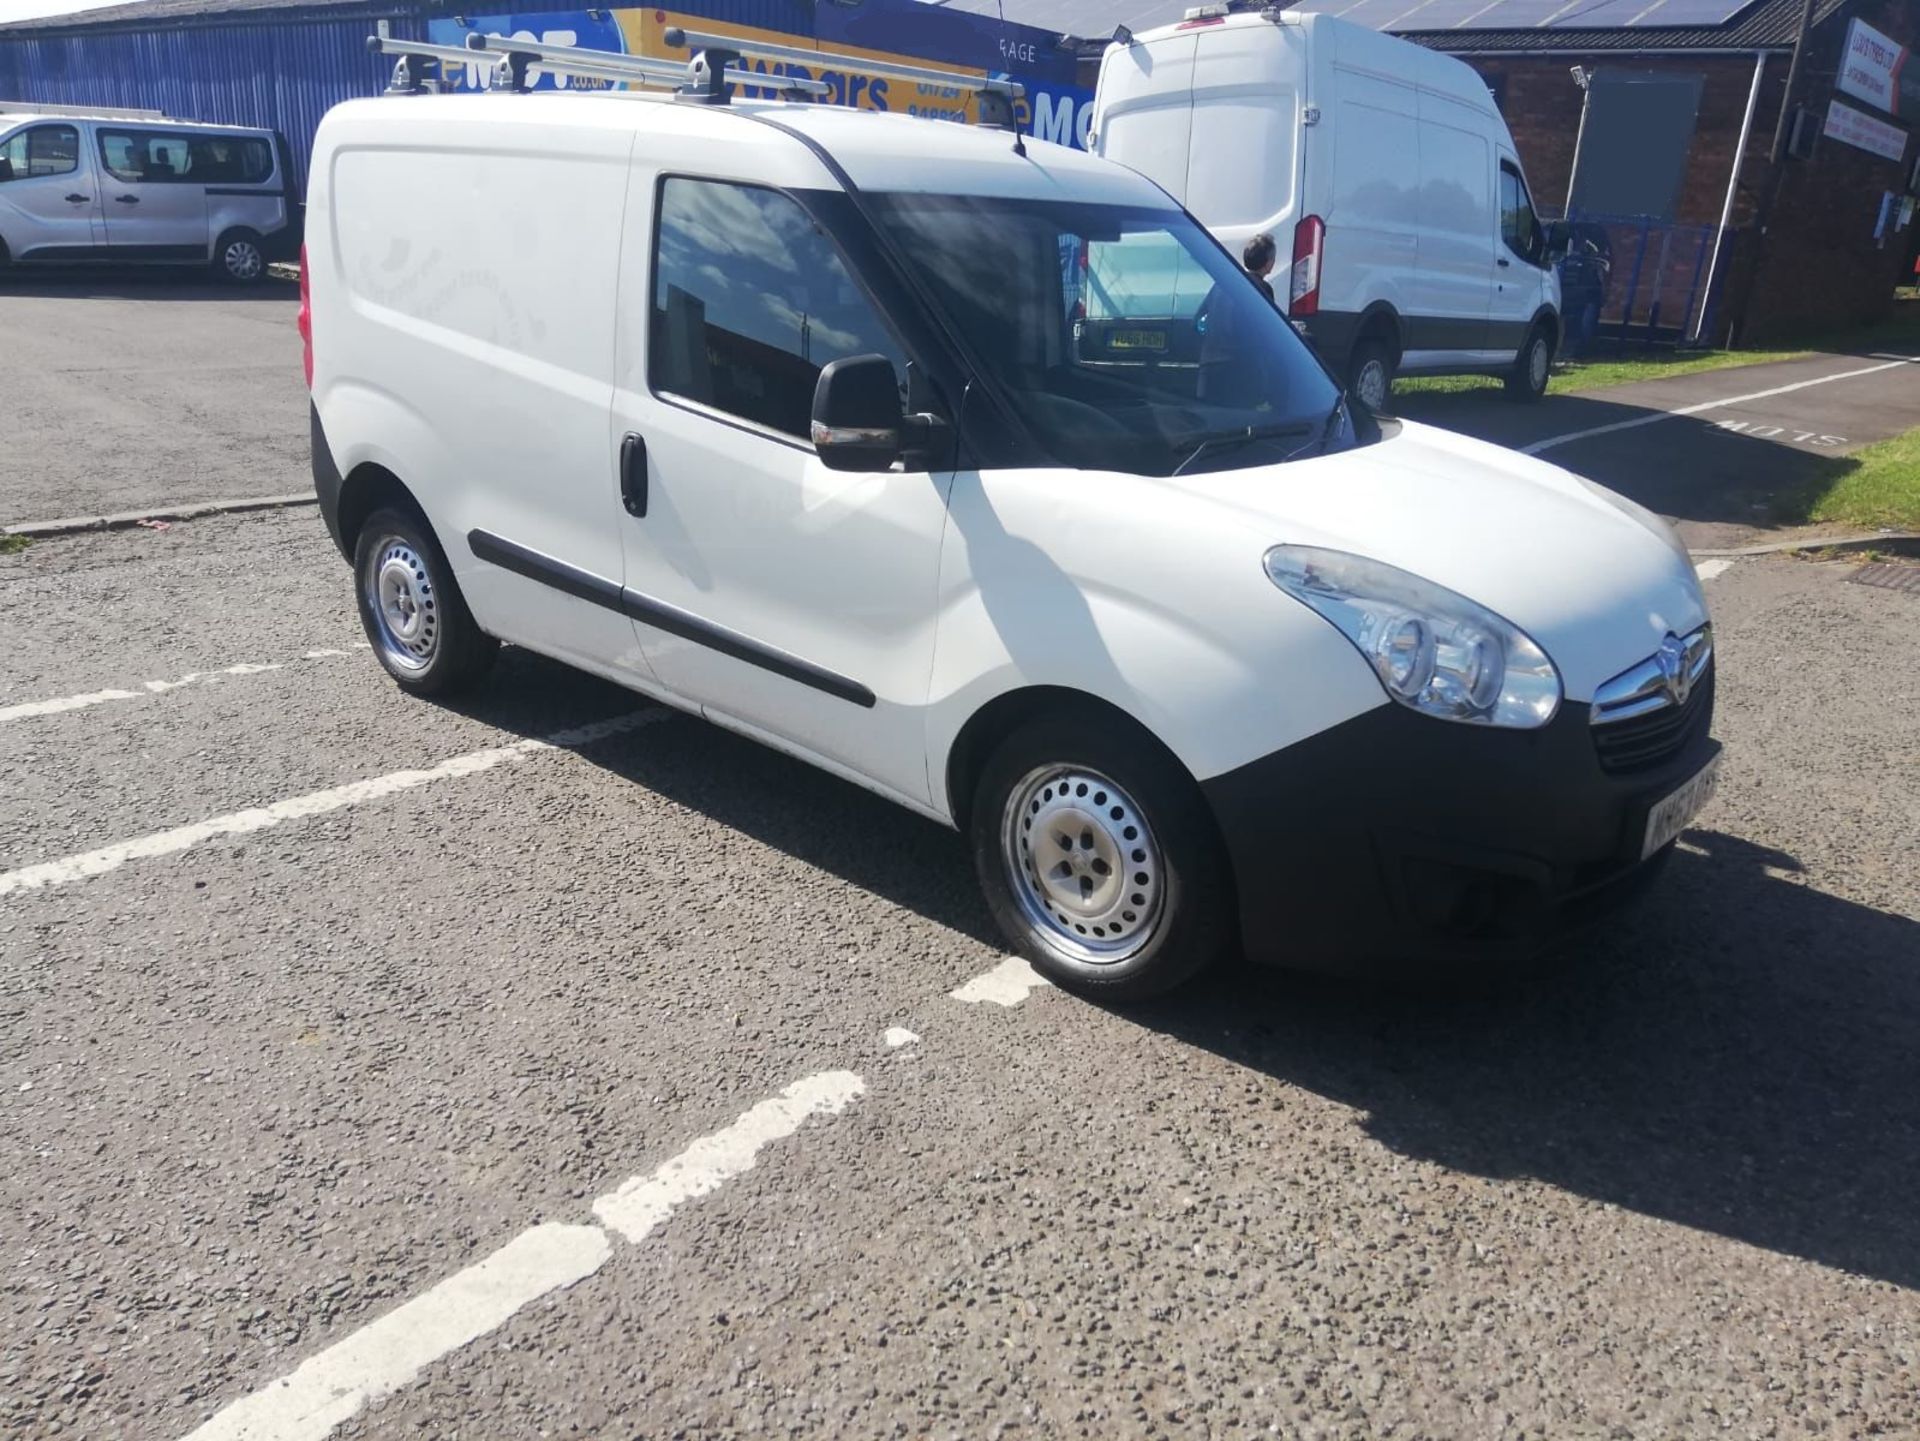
[1093,6,1563,408]
[0,108,294,282]
[306,72,1718,999]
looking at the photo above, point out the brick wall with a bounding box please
[1467,0,1917,346]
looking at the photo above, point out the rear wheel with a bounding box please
[1348,339,1394,412]
[353,507,497,696]
[1505,323,1553,402]
[213,228,265,285]
[969,710,1236,1001]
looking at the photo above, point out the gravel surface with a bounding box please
[3,507,1916,1441]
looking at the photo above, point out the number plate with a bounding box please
[1640,753,1721,859]
[1109,328,1166,351]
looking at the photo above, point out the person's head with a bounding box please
[1243,232,1276,277]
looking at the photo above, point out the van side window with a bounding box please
[1499,161,1541,265]
[189,136,273,185]
[0,124,79,181]
[98,129,196,183]
[650,177,905,441]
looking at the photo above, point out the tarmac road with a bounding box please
[4,508,1918,1440]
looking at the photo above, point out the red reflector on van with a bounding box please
[297,243,313,389]
[1289,215,1324,318]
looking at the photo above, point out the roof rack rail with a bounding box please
[659,24,1024,129]
[462,31,829,98]
[365,34,827,98]
[0,99,167,119]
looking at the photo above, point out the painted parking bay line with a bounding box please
[0,644,371,726]
[0,710,664,897]
[181,1071,863,1441]
[1521,355,1919,458]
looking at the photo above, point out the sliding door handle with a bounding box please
[619,432,648,518]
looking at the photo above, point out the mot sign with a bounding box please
[1837,17,1916,119]
[1824,99,1910,163]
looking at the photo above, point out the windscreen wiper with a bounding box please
[1171,420,1314,477]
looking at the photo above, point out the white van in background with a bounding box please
[0,107,296,283]
[1092,4,1563,406]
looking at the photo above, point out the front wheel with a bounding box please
[1504,324,1553,402]
[353,507,498,696]
[969,711,1237,1001]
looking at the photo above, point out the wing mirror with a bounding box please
[812,354,906,473]
[1544,219,1571,263]
[0,158,14,184]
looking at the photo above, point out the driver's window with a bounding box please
[1500,161,1540,264]
[0,125,79,182]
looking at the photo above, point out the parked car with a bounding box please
[1091,4,1563,407]
[305,77,1718,999]
[0,108,296,283]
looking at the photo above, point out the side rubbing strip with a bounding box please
[467,529,625,610]
[617,590,876,708]
[464,530,876,708]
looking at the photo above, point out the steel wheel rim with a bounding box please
[366,537,438,672]
[1356,360,1389,411]
[1528,337,1549,390]
[224,240,262,280]
[1001,765,1165,965]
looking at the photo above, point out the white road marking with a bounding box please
[1694,558,1736,582]
[950,957,1052,1008]
[593,1070,866,1243]
[883,1026,921,1049]
[1521,356,1919,457]
[181,1069,864,1441]
[0,711,662,897]
[0,644,371,725]
[180,1224,610,1441]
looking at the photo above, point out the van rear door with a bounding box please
[1180,21,1304,251]
[1093,33,1199,204]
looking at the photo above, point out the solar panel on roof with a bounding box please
[1621,0,1756,26]
[1330,0,1419,27]
[1386,0,1501,28]
[1445,0,1570,28]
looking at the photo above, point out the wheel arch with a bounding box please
[941,685,1194,833]
[335,461,428,560]
[1353,302,1403,366]
[1530,304,1561,355]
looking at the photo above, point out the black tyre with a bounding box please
[1504,323,1553,402]
[969,709,1237,1001]
[1347,338,1394,412]
[213,228,266,285]
[353,506,498,697]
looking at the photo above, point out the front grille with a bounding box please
[1592,662,1714,774]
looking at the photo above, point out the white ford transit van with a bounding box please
[306,58,1716,999]
[0,108,295,283]
[1092,6,1563,408]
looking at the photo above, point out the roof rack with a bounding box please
[0,99,167,119]
[365,34,826,98]
[659,25,1024,129]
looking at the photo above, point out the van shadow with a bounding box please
[1128,831,1920,1292]
[446,654,1920,1290]
[0,265,295,302]
[1387,389,1864,536]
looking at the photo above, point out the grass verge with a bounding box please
[1398,297,1920,398]
[1781,427,1920,531]
[0,532,32,556]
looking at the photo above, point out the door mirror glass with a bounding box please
[0,157,12,183]
[1543,219,1570,262]
[811,354,904,472]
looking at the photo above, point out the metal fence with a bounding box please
[1555,211,1728,355]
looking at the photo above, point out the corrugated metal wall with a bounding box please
[0,9,428,192]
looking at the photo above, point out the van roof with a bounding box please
[328,90,1168,207]
[1127,9,1499,119]
[0,110,275,137]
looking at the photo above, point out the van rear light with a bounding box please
[296,243,313,389]
[1289,214,1324,318]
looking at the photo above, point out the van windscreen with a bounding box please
[866,194,1343,477]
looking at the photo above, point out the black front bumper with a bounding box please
[1202,687,1719,976]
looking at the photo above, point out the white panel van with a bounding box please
[1092,6,1563,406]
[0,109,295,283]
[306,66,1717,999]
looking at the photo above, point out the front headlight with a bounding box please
[1265,545,1561,728]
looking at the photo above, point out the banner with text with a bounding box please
[1836,17,1917,120]
[1823,97,1911,164]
